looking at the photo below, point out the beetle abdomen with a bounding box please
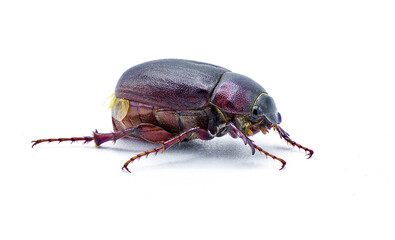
[155,109,211,133]
[115,59,230,110]
[112,100,158,132]
[112,99,219,142]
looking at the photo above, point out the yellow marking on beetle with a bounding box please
[108,93,116,109]
[251,92,267,115]
[260,127,268,134]
[102,93,116,109]
[216,107,227,121]
[111,97,130,121]
[246,128,254,136]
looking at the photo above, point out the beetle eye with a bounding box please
[252,109,258,115]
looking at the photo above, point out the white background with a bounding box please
[1,0,394,239]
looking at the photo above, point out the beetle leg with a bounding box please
[227,122,255,155]
[31,136,94,147]
[226,122,287,169]
[31,127,140,148]
[252,143,287,170]
[122,127,202,173]
[31,123,175,148]
[275,125,314,158]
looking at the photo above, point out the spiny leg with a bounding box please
[252,143,287,170]
[31,123,174,148]
[31,128,138,148]
[31,136,94,147]
[227,122,256,155]
[275,125,314,158]
[122,127,201,173]
[227,122,285,170]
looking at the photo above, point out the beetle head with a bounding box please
[251,93,282,125]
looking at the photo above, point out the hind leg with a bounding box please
[31,123,175,147]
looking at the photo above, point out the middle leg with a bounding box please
[122,126,210,172]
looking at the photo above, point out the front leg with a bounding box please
[227,122,255,154]
[275,125,314,158]
[227,122,286,169]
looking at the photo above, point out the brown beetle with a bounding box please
[32,59,313,171]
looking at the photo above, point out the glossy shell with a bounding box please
[210,72,266,115]
[115,59,230,110]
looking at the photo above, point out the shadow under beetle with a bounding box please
[32,59,314,172]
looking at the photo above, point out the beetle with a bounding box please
[32,59,313,172]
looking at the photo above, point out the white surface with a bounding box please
[1,1,394,239]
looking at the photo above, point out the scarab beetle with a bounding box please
[32,59,313,171]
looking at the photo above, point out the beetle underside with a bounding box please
[32,98,314,172]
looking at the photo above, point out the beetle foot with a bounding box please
[122,152,147,173]
[275,125,314,159]
[278,159,286,170]
[31,140,39,148]
[306,149,314,159]
[31,137,94,148]
[252,143,286,170]
[122,165,132,173]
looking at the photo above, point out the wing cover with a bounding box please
[115,59,230,110]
